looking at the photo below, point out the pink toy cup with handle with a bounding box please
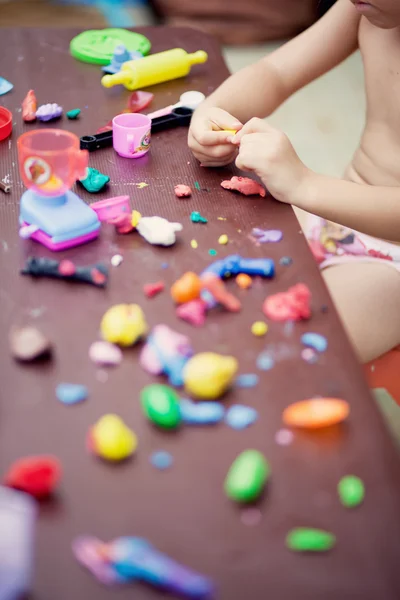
[112,113,151,158]
[17,129,88,197]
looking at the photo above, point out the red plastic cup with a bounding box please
[0,107,12,141]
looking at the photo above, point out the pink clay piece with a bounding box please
[220,176,266,197]
[176,299,207,326]
[174,184,192,198]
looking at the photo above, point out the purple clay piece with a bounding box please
[139,324,194,386]
[36,103,63,122]
[252,228,283,243]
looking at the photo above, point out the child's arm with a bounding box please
[197,0,360,123]
[234,120,400,242]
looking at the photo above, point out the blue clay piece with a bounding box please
[180,398,225,425]
[201,254,275,279]
[225,405,258,430]
[279,256,293,266]
[301,332,328,353]
[56,383,88,404]
[150,451,173,470]
[256,352,275,371]
[0,77,13,96]
[235,374,259,388]
[161,263,169,269]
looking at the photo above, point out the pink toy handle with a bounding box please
[147,105,174,119]
[75,149,89,180]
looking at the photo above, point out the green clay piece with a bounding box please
[338,475,365,508]
[140,384,181,429]
[70,28,151,65]
[79,168,110,193]
[66,108,81,120]
[224,449,270,503]
[286,528,336,552]
[194,181,201,191]
[208,249,217,256]
[190,211,208,224]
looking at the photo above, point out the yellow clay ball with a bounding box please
[218,234,229,245]
[183,352,238,399]
[251,321,268,337]
[92,414,137,461]
[101,303,148,347]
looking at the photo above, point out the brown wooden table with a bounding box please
[0,27,399,600]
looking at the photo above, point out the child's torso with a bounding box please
[349,18,400,188]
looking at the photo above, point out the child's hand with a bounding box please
[188,108,243,167]
[232,118,309,203]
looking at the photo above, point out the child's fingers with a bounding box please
[193,128,237,147]
[232,118,274,144]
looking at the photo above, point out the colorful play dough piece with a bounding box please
[179,398,225,425]
[4,455,61,499]
[225,405,258,430]
[150,451,173,470]
[56,383,88,405]
[283,398,350,429]
[70,28,151,64]
[171,272,202,304]
[236,273,252,289]
[338,475,365,508]
[89,341,123,366]
[190,211,208,224]
[100,304,148,347]
[301,332,328,353]
[79,167,110,193]
[89,414,137,461]
[220,176,266,197]
[183,352,238,399]
[140,384,181,429]
[251,321,268,337]
[218,234,228,245]
[9,325,52,361]
[263,283,311,322]
[174,184,192,198]
[176,299,207,327]
[235,374,259,388]
[66,108,81,119]
[286,528,336,552]
[224,450,270,503]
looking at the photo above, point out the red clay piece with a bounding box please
[144,281,165,298]
[263,283,311,321]
[127,91,154,113]
[4,455,61,499]
[220,176,266,197]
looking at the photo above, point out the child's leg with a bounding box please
[322,262,400,363]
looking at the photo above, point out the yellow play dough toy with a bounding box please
[183,352,238,399]
[101,304,148,346]
[90,414,137,462]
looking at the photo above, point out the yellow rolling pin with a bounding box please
[101,48,208,91]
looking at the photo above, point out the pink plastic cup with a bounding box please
[112,113,151,159]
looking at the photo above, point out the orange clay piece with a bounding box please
[171,272,202,304]
[236,273,252,289]
[22,90,37,123]
[283,398,350,429]
[201,273,241,312]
